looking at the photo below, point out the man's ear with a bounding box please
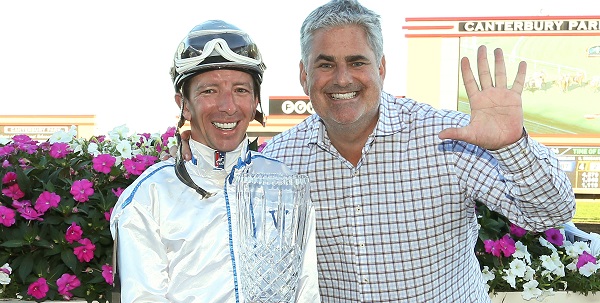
[175,93,184,109]
[299,60,309,96]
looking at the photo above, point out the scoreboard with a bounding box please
[552,147,600,194]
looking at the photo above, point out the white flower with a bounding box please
[502,268,517,289]
[524,266,535,281]
[108,125,130,141]
[521,280,542,300]
[116,140,133,159]
[481,266,495,282]
[167,136,178,149]
[514,241,531,264]
[49,128,76,143]
[566,260,577,272]
[539,237,557,252]
[579,262,599,277]
[87,142,100,156]
[509,259,527,277]
[0,272,10,285]
[565,241,586,258]
[0,263,12,285]
[540,254,558,272]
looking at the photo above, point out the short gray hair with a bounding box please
[300,0,383,65]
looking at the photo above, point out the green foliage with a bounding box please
[476,201,600,300]
[0,125,175,302]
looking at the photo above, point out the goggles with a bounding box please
[174,30,263,76]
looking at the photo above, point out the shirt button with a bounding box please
[363,278,369,283]
[356,207,362,213]
[359,243,365,247]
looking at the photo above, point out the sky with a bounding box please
[1,0,598,135]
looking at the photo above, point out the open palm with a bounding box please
[439,45,527,150]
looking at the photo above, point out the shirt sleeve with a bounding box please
[114,196,170,303]
[463,131,576,232]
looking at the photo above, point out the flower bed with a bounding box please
[0,126,175,302]
[476,201,600,301]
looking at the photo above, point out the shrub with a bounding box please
[476,201,600,300]
[0,125,175,302]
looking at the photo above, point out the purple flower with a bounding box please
[576,251,597,269]
[70,179,94,202]
[92,153,116,174]
[544,228,564,246]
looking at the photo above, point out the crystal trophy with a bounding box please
[235,173,310,303]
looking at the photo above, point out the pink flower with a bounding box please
[509,223,527,238]
[104,208,113,221]
[73,238,96,262]
[11,134,34,144]
[27,277,49,300]
[124,154,158,176]
[13,200,43,221]
[576,251,597,269]
[544,228,564,246]
[497,234,516,257]
[0,206,16,227]
[0,145,16,157]
[2,183,25,200]
[34,191,61,213]
[56,273,81,299]
[102,264,114,285]
[484,235,516,258]
[112,187,124,198]
[484,239,500,257]
[49,142,71,159]
[70,179,94,202]
[2,171,17,184]
[92,153,116,174]
[65,222,83,244]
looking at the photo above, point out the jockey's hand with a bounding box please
[167,129,192,161]
[438,45,527,150]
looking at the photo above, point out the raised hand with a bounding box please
[438,45,527,150]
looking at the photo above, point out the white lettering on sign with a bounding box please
[281,100,315,115]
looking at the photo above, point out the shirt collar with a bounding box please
[189,137,248,173]
[307,91,408,146]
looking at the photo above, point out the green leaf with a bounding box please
[16,254,34,282]
[61,249,78,271]
[0,239,27,248]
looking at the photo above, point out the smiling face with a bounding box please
[299,24,385,130]
[175,69,258,152]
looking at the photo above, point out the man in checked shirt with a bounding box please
[178,0,576,301]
